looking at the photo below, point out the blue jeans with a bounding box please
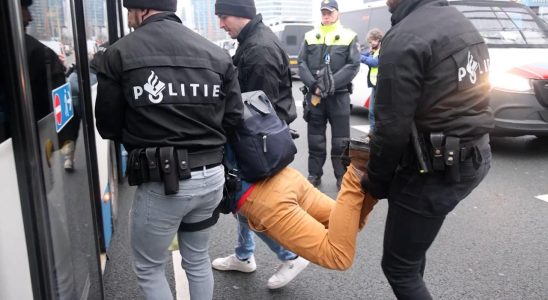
[235,213,297,261]
[131,165,224,300]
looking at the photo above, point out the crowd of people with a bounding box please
[92,0,494,299]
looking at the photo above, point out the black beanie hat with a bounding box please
[20,0,33,7]
[123,0,177,12]
[215,0,256,19]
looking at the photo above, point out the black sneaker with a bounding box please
[307,175,321,187]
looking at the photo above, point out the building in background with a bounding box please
[190,0,226,42]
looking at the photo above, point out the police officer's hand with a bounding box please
[361,173,388,200]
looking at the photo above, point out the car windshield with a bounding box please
[453,2,548,48]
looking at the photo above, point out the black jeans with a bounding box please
[382,143,491,300]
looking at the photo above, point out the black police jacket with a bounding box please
[95,13,243,151]
[366,0,495,196]
[233,14,297,125]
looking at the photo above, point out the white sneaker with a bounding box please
[211,254,256,273]
[64,158,74,171]
[267,256,309,289]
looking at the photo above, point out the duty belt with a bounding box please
[410,132,489,183]
[127,146,223,195]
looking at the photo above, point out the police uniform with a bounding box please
[298,8,360,186]
[362,1,494,299]
[95,2,243,299]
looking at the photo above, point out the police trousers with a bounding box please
[382,143,491,300]
[238,167,378,270]
[305,92,351,180]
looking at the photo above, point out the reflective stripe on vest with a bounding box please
[304,22,356,46]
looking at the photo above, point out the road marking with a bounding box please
[535,194,548,203]
[352,125,371,134]
[172,251,190,300]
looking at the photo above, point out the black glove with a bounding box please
[289,129,300,139]
[361,173,389,199]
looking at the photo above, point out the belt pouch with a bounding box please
[128,149,144,186]
[160,147,178,195]
[145,147,161,182]
[176,149,191,180]
[444,136,460,183]
[430,132,445,171]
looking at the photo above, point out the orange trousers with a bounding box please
[239,167,378,270]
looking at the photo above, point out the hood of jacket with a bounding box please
[391,0,447,25]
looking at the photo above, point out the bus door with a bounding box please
[0,0,105,298]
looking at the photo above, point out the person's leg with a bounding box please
[307,101,328,186]
[130,182,189,300]
[240,166,376,270]
[235,214,255,261]
[211,214,257,273]
[240,214,297,261]
[381,201,444,300]
[382,147,491,299]
[179,166,224,300]
[328,93,351,188]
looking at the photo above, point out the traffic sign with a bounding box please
[51,82,74,133]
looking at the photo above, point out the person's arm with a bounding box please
[95,48,126,141]
[297,40,316,89]
[221,64,244,136]
[332,36,360,90]
[362,33,430,199]
[242,45,281,105]
[361,52,379,67]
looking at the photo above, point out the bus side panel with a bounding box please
[0,140,34,300]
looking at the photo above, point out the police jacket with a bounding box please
[298,20,360,93]
[95,13,243,152]
[366,0,495,194]
[233,14,296,125]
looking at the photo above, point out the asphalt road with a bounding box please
[208,81,548,299]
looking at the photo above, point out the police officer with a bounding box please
[298,0,360,189]
[361,0,494,299]
[95,0,243,299]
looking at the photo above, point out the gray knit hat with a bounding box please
[215,0,256,19]
[123,0,177,12]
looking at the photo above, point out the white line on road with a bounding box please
[352,125,371,134]
[172,251,190,300]
[535,194,548,203]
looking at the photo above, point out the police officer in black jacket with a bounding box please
[95,0,243,299]
[361,1,494,299]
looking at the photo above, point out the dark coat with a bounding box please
[95,13,243,151]
[233,14,297,125]
[366,0,494,196]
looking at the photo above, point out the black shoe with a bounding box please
[307,175,321,187]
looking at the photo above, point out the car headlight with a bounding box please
[490,73,533,93]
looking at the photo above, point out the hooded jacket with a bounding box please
[233,14,297,125]
[366,0,494,194]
